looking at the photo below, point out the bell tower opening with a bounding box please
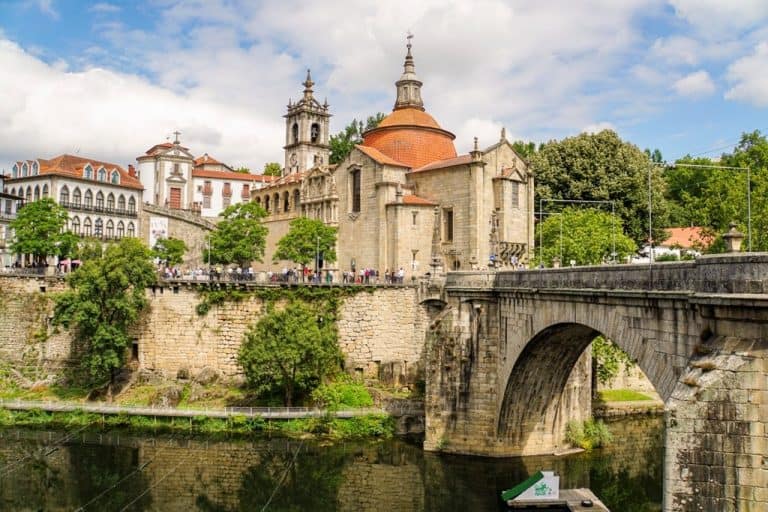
[283,69,331,174]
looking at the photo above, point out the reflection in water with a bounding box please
[0,416,662,511]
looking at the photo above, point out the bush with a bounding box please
[566,418,612,450]
[311,380,373,410]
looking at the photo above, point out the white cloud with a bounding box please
[582,122,616,134]
[88,3,121,13]
[672,70,716,98]
[31,0,58,19]
[670,0,768,33]
[725,42,768,107]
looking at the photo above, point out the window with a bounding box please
[443,208,454,242]
[60,186,70,204]
[118,195,125,211]
[242,184,250,199]
[265,196,270,212]
[222,182,232,197]
[203,195,211,208]
[293,189,300,211]
[71,217,80,234]
[311,123,320,143]
[351,169,361,213]
[84,164,93,179]
[32,162,39,175]
[510,182,519,208]
[106,220,114,238]
[73,188,81,206]
[173,163,180,175]
[111,171,119,184]
[34,186,40,201]
[412,211,418,226]
[292,123,298,144]
[128,197,136,213]
[222,196,231,207]
[25,187,31,201]
[98,167,106,182]
[96,191,104,209]
[127,222,135,237]
[283,191,290,212]
[42,184,48,198]
[107,193,115,210]
[203,180,212,195]
[21,163,28,177]
[273,193,280,213]
[12,164,18,178]
[94,218,103,237]
[84,190,93,208]
[5,200,12,215]
[83,217,92,236]
[117,221,125,238]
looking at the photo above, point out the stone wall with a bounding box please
[0,277,428,385]
[138,203,216,268]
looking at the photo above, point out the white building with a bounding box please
[3,155,142,244]
[137,133,274,218]
[0,174,24,268]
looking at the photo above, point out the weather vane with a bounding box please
[406,31,413,48]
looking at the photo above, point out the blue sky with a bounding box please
[1,0,767,172]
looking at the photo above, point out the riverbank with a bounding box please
[593,389,664,418]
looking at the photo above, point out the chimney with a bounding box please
[128,164,136,177]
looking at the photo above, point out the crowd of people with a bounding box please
[157,264,412,285]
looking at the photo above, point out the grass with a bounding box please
[598,389,653,402]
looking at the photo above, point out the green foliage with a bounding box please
[262,162,282,176]
[274,217,338,268]
[329,113,385,164]
[535,207,637,266]
[74,237,105,261]
[312,379,373,410]
[152,237,187,266]
[53,238,156,386]
[566,418,613,450]
[206,201,268,267]
[511,140,539,159]
[233,166,251,174]
[239,300,343,406]
[9,198,71,264]
[592,336,635,385]
[532,130,669,246]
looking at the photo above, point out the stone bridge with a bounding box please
[423,254,768,511]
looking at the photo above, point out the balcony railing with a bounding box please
[59,201,137,217]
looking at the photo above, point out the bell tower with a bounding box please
[283,69,331,175]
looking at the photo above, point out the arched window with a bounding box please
[264,195,270,212]
[60,185,70,205]
[128,196,136,213]
[12,164,18,178]
[96,191,104,209]
[84,164,93,179]
[42,184,49,198]
[118,195,126,211]
[283,191,290,212]
[21,163,28,177]
[127,222,135,237]
[293,189,300,211]
[273,193,280,213]
[84,190,93,208]
[34,186,40,201]
[311,123,320,144]
[10,188,15,197]
[106,220,114,238]
[117,221,125,238]
[111,171,119,184]
[350,169,361,213]
[83,217,92,236]
[98,167,106,182]
[255,196,261,205]
[292,123,299,144]
[107,193,115,210]
[94,218,103,237]
[73,188,81,206]
[32,162,38,175]
[71,216,80,234]
[25,187,32,202]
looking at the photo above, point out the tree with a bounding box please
[592,336,634,386]
[238,301,342,406]
[535,207,637,267]
[263,162,282,177]
[531,130,669,247]
[9,198,71,265]
[53,238,156,387]
[233,166,251,174]
[273,217,337,271]
[152,237,187,266]
[329,113,386,164]
[511,140,538,159]
[206,202,268,267]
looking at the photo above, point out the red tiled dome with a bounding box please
[361,108,457,169]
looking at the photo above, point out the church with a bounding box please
[256,41,536,276]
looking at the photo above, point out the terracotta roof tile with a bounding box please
[356,145,410,167]
[18,154,144,190]
[192,169,275,182]
[194,153,224,166]
[402,194,437,206]
[144,142,189,156]
[412,154,472,173]
[260,171,307,190]
[663,227,714,249]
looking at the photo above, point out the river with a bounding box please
[0,415,662,511]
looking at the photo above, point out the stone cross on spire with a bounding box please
[173,130,181,145]
[303,69,314,99]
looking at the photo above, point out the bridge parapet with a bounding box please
[445,253,768,294]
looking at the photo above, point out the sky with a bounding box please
[1,0,767,174]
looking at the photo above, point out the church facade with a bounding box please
[254,43,534,276]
